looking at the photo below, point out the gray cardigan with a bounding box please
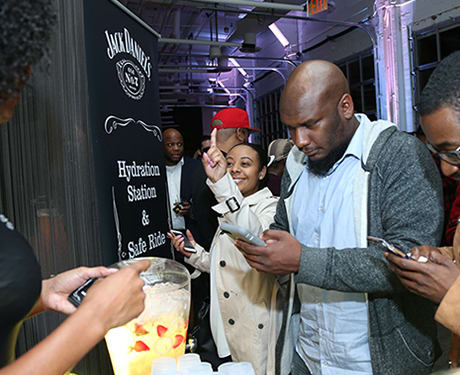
[271,121,444,375]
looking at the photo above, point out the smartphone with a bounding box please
[170,229,197,253]
[173,203,184,214]
[220,223,266,247]
[367,236,411,258]
[67,277,97,307]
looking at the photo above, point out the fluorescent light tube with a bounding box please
[229,57,248,77]
[269,23,290,47]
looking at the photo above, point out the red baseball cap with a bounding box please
[210,108,259,131]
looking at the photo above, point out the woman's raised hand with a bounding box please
[202,128,227,183]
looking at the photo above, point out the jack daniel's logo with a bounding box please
[105,28,152,100]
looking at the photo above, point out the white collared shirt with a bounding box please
[166,157,186,230]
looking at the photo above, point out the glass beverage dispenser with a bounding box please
[105,257,191,375]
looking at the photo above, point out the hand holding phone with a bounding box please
[368,236,416,259]
[173,201,191,216]
[68,277,98,307]
[220,223,266,246]
[170,229,197,253]
[173,203,183,214]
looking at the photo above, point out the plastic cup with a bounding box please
[217,362,233,374]
[184,362,213,375]
[233,362,255,375]
[218,362,255,375]
[177,353,201,373]
[152,357,177,375]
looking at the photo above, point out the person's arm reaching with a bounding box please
[28,266,118,317]
[0,260,149,375]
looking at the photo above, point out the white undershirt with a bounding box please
[166,158,185,230]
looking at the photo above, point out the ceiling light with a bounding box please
[228,57,248,77]
[269,23,290,48]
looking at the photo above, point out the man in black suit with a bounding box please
[162,128,215,249]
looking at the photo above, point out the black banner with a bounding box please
[84,0,170,264]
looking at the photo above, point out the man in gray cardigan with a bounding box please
[237,60,443,375]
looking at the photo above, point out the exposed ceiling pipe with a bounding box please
[160,52,299,68]
[185,92,248,103]
[160,85,248,90]
[159,86,255,101]
[109,0,161,38]
[161,104,237,108]
[160,69,221,73]
[159,85,254,95]
[188,0,305,12]
[161,7,207,66]
[159,64,288,69]
[147,0,306,60]
[159,6,174,34]
[159,66,287,84]
[159,38,242,47]
[137,0,146,15]
[195,5,376,46]
[174,8,181,38]
[146,0,371,46]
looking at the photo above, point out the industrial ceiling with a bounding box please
[120,0,373,126]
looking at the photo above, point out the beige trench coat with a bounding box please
[186,172,279,375]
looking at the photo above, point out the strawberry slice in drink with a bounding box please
[173,334,184,349]
[132,340,150,352]
[157,325,168,337]
[134,323,148,335]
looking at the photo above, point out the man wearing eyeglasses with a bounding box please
[386,51,460,367]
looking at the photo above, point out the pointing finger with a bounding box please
[210,128,217,148]
[130,259,151,273]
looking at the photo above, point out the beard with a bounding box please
[308,139,349,177]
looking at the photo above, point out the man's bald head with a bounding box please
[163,128,182,140]
[280,60,350,118]
[280,60,358,176]
[162,128,184,165]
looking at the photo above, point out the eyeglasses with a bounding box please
[426,143,460,166]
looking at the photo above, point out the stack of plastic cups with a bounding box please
[177,354,214,375]
[151,357,178,375]
[217,362,255,375]
[152,354,214,375]
[151,354,255,375]
[183,362,213,375]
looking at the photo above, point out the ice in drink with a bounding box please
[105,258,190,375]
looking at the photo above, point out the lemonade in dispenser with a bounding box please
[105,257,191,375]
